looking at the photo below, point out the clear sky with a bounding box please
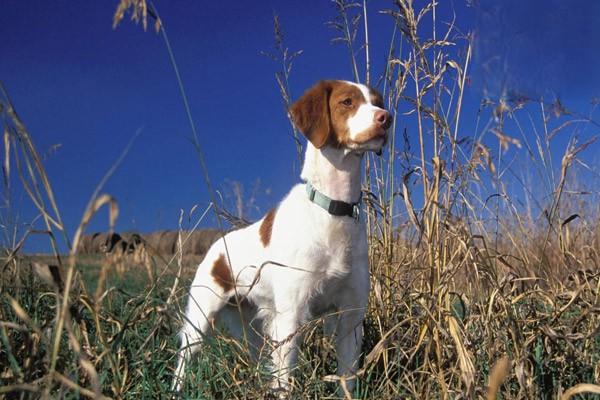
[2,1,600,252]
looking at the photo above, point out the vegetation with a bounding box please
[2,0,600,399]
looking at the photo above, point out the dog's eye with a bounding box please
[341,98,353,106]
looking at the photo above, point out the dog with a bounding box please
[173,80,391,395]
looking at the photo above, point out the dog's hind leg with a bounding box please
[172,250,234,392]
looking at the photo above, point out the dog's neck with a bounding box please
[300,143,363,204]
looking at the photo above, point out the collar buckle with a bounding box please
[352,204,360,221]
[308,186,316,201]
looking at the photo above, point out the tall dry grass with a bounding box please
[2,0,600,399]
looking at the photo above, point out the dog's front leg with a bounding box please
[334,271,369,395]
[334,308,365,395]
[269,310,301,395]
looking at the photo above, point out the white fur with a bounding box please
[173,82,386,396]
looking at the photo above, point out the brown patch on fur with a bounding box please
[289,81,333,148]
[211,253,234,292]
[259,208,277,247]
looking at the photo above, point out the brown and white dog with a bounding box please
[173,80,391,395]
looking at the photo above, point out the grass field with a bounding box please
[2,0,600,399]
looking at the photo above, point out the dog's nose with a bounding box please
[375,110,392,130]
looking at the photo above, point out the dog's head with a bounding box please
[289,80,391,154]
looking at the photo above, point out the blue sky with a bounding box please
[2,1,600,252]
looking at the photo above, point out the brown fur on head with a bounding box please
[289,80,333,148]
[289,80,390,151]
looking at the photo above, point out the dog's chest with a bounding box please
[301,214,365,280]
[271,185,367,276]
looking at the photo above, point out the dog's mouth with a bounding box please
[347,127,387,155]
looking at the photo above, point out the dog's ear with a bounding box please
[289,80,332,149]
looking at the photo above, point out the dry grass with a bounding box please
[2,0,600,399]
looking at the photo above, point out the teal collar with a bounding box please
[305,182,361,221]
